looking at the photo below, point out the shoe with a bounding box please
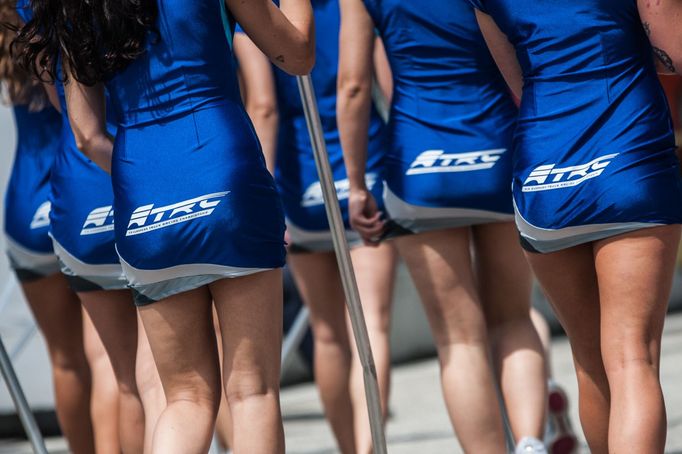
[515,436,547,454]
[545,380,578,454]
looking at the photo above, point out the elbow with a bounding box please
[288,51,315,76]
[337,77,371,105]
[282,39,316,75]
[72,129,99,157]
[248,100,278,123]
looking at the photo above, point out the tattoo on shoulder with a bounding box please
[275,55,285,63]
[642,21,677,73]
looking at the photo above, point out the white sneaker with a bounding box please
[515,436,547,454]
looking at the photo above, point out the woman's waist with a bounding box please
[111,91,244,129]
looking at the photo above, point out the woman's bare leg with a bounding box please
[82,309,120,454]
[288,251,355,454]
[21,273,95,454]
[212,270,285,454]
[138,286,220,454]
[530,308,552,370]
[213,307,233,451]
[595,226,680,453]
[395,228,506,453]
[526,244,609,453]
[347,242,396,454]
[80,289,144,454]
[135,313,164,454]
[473,222,546,441]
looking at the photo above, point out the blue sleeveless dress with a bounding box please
[263,0,387,251]
[48,77,127,291]
[106,0,286,303]
[16,0,126,290]
[4,105,61,280]
[363,0,518,234]
[468,0,682,252]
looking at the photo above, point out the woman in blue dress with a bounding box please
[337,0,549,452]
[1,4,99,452]
[469,1,682,452]
[16,0,315,452]
[234,3,397,451]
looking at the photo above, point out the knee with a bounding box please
[362,302,392,335]
[49,348,90,377]
[601,340,659,379]
[310,319,349,348]
[165,375,221,413]
[168,387,220,416]
[225,371,279,407]
[431,321,489,353]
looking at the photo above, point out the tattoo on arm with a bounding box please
[275,55,285,63]
[642,21,677,73]
[653,47,676,73]
[643,21,651,35]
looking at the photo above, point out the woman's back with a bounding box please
[363,0,515,130]
[107,0,242,127]
[470,0,674,158]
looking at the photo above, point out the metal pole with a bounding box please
[280,307,310,374]
[296,74,388,454]
[0,335,48,454]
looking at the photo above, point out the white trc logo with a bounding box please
[81,206,115,235]
[30,201,51,230]
[522,153,619,192]
[301,173,378,208]
[406,149,506,175]
[126,191,230,237]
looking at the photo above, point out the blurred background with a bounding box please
[0,75,680,452]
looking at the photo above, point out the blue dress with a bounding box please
[263,0,387,251]
[106,0,286,304]
[468,0,682,252]
[48,77,127,291]
[4,105,61,280]
[15,0,126,290]
[363,0,518,234]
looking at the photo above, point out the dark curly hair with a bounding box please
[12,0,158,86]
[0,0,46,108]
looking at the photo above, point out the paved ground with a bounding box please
[3,312,682,453]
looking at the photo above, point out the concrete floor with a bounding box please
[3,312,682,453]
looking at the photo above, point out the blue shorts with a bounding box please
[49,137,127,291]
[112,107,286,305]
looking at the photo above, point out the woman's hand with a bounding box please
[348,188,385,246]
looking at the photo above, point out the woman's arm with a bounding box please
[64,79,113,173]
[337,0,384,243]
[474,10,523,99]
[638,0,682,74]
[373,36,393,105]
[227,0,315,75]
[234,33,280,175]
